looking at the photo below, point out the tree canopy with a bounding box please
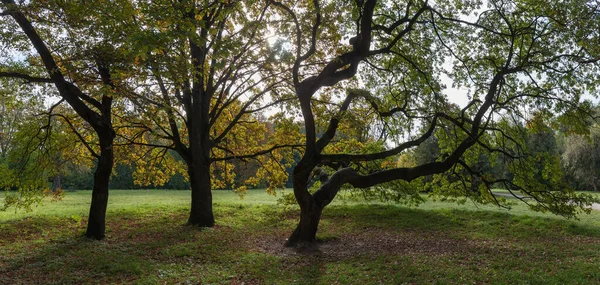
[1,0,599,246]
[267,0,600,246]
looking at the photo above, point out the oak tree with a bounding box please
[115,0,299,226]
[0,0,137,239]
[271,0,600,246]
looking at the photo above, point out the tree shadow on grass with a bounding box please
[2,203,600,284]
[0,211,244,284]
[324,204,600,239]
[251,205,476,259]
[247,204,600,284]
[249,203,600,271]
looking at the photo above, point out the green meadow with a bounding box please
[1,189,599,284]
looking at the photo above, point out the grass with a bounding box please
[1,189,600,284]
[0,189,287,222]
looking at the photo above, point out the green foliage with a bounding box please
[262,0,600,231]
[562,125,600,191]
[276,191,298,207]
[0,80,67,211]
[1,0,599,223]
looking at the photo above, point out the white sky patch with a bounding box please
[441,73,470,108]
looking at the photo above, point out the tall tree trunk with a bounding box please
[85,134,114,240]
[187,161,215,226]
[185,75,215,226]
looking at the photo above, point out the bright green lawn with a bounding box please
[0,189,286,222]
[1,189,600,284]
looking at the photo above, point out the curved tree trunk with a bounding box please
[286,200,324,247]
[286,166,351,247]
[85,134,114,240]
[286,157,324,247]
[187,161,215,226]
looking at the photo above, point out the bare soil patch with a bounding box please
[251,229,479,259]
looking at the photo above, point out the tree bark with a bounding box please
[285,156,323,247]
[286,200,324,247]
[85,133,114,240]
[187,161,215,226]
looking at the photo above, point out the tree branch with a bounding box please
[320,116,437,163]
[213,144,304,162]
[1,0,102,125]
[52,113,99,158]
[0,72,53,83]
[314,89,358,151]
[269,0,302,86]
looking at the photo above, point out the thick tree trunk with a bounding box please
[286,165,346,247]
[187,161,215,227]
[286,157,325,247]
[85,135,114,240]
[286,201,324,247]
